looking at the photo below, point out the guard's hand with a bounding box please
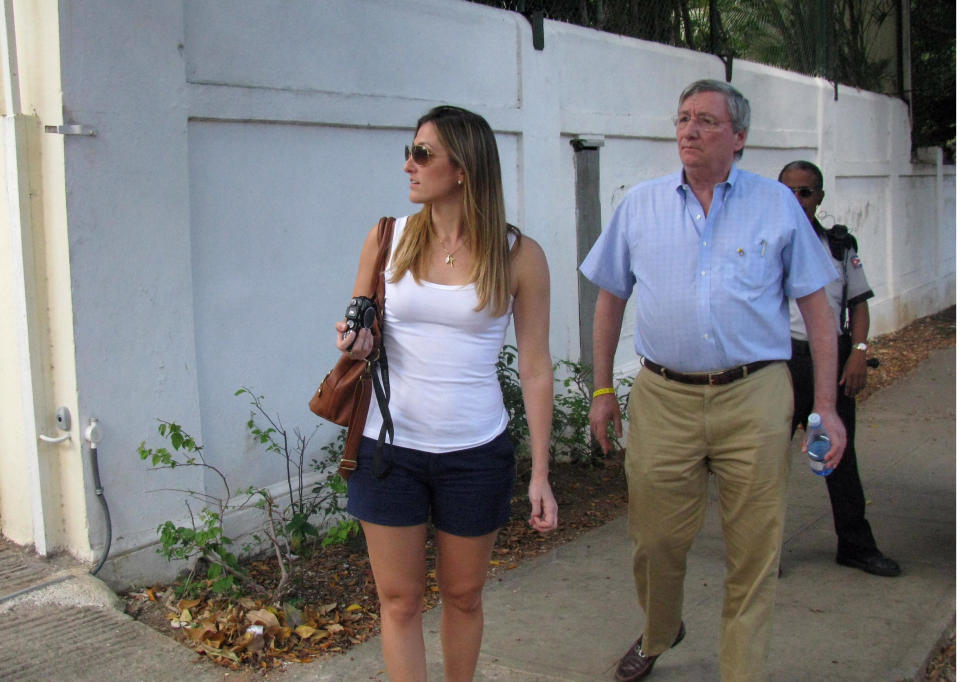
[839,352,868,397]
[335,320,374,360]
[528,476,558,533]
[802,407,847,471]
[589,394,622,455]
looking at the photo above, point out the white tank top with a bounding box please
[362,216,512,452]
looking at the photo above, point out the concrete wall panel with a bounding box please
[554,25,707,128]
[835,90,897,167]
[57,0,203,562]
[184,0,522,110]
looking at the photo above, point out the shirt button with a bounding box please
[703,241,707,246]
[703,334,709,340]
[701,271,706,276]
[696,214,703,220]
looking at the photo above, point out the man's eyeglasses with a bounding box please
[405,144,435,166]
[788,186,820,199]
[672,113,730,131]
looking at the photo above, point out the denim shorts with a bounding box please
[346,430,516,537]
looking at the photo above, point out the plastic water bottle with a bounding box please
[805,412,833,476]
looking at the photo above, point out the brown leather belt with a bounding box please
[641,357,774,386]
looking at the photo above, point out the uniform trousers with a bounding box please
[788,335,878,559]
[626,361,793,682]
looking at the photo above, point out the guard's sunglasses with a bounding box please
[404,144,435,166]
[789,186,820,199]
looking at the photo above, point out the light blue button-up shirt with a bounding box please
[580,165,838,372]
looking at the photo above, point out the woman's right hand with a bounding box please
[338,221,385,361]
[335,320,374,360]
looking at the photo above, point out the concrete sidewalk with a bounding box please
[0,348,954,681]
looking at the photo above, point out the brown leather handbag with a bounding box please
[310,217,395,479]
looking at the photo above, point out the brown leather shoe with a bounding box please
[614,621,685,682]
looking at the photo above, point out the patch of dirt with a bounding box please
[122,306,954,675]
[122,453,628,672]
[858,306,956,402]
[919,631,957,682]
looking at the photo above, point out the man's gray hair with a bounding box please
[679,79,751,132]
[679,79,750,159]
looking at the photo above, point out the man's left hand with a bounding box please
[804,407,847,470]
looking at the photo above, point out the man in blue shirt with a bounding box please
[580,80,845,682]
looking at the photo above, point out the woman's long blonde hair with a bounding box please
[390,105,519,316]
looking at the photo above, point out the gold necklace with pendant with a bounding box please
[440,241,462,267]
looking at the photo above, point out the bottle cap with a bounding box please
[808,412,822,427]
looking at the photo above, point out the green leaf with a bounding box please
[211,575,234,594]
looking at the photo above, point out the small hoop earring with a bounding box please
[457,179,463,186]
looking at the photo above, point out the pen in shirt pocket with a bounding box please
[760,239,767,256]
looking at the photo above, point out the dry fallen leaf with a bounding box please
[246,608,280,629]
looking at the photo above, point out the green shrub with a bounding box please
[552,358,632,467]
[496,344,529,455]
[138,422,246,597]
[496,345,633,467]
[139,389,354,599]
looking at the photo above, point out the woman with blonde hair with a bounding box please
[335,105,557,681]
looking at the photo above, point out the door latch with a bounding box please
[44,124,96,136]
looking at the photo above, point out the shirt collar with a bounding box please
[676,163,739,197]
[725,163,740,187]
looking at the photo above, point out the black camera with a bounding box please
[343,296,377,347]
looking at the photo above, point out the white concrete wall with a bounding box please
[4,0,952,587]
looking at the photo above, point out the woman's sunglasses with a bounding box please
[790,186,820,199]
[404,144,435,166]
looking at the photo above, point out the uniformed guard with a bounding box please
[780,160,901,577]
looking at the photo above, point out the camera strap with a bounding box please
[371,346,393,479]
[369,216,395,479]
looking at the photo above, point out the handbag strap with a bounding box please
[372,216,395,301]
[337,217,395,479]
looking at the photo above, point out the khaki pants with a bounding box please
[626,362,793,682]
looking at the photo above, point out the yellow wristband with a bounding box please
[592,387,615,399]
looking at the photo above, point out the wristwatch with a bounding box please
[854,342,868,352]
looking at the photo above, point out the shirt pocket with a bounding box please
[722,239,777,295]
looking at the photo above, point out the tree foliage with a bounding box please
[471,0,954,156]
[909,0,955,159]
